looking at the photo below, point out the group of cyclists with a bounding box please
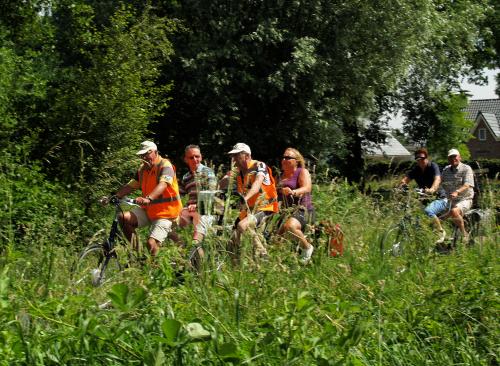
[109,140,474,265]
[110,141,315,263]
[398,147,475,245]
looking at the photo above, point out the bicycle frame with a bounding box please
[73,196,138,287]
[381,187,428,256]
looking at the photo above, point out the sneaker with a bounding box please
[300,245,314,263]
[435,230,446,244]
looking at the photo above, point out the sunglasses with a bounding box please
[282,156,296,160]
[415,156,426,161]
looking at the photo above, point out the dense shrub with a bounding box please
[0,154,88,253]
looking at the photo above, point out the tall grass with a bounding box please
[0,180,498,365]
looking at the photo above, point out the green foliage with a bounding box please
[158,0,484,179]
[0,182,498,364]
[405,92,473,159]
[38,2,176,199]
[0,153,89,255]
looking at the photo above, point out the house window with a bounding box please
[478,128,487,141]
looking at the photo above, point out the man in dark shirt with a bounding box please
[399,148,441,194]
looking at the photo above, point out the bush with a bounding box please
[0,153,88,253]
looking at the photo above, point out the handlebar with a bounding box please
[107,196,138,206]
[394,186,434,199]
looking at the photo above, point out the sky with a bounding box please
[460,68,498,100]
[389,68,499,129]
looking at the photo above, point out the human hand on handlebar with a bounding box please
[135,196,152,205]
[99,196,110,206]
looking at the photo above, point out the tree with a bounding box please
[155,0,493,181]
[398,0,495,148]
[402,91,472,159]
[31,2,177,200]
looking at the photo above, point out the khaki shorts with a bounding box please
[131,207,176,244]
[455,199,473,215]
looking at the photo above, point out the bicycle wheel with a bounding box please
[73,244,122,288]
[100,249,122,282]
[380,223,405,257]
[188,244,204,273]
[72,245,105,287]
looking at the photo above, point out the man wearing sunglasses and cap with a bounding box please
[424,148,474,245]
[399,148,442,194]
[112,140,182,256]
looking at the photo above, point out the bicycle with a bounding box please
[184,189,240,272]
[435,199,488,253]
[379,187,430,257]
[186,189,273,272]
[71,196,141,287]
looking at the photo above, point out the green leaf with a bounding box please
[161,319,182,343]
[219,342,241,363]
[107,283,129,310]
[296,291,311,311]
[129,287,147,308]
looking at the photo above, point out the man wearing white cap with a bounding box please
[113,141,183,256]
[222,143,278,260]
[424,148,474,244]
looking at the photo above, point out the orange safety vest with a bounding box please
[237,160,278,219]
[138,157,182,220]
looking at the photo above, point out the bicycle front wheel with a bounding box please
[72,245,104,288]
[72,245,121,288]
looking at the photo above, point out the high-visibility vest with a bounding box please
[138,157,182,220]
[236,160,278,219]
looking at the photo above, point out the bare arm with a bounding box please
[399,176,410,187]
[135,181,168,205]
[244,174,265,202]
[426,175,441,193]
[293,168,312,196]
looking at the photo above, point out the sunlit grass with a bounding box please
[0,181,498,364]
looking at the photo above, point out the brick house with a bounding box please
[464,99,500,159]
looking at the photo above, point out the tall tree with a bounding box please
[156,0,491,180]
[399,0,495,147]
[34,1,176,199]
[402,90,472,159]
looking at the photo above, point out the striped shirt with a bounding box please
[179,164,217,205]
[441,162,474,201]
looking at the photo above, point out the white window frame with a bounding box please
[478,128,487,141]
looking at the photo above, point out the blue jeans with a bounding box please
[424,199,448,218]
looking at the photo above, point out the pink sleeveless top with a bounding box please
[278,167,314,211]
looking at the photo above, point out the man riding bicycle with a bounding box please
[424,148,474,244]
[112,141,183,256]
[398,148,442,195]
[176,144,217,255]
[220,143,278,260]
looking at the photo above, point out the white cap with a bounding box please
[447,148,460,157]
[136,141,157,155]
[227,142,251,155]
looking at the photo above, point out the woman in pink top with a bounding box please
[277,147,315,262]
